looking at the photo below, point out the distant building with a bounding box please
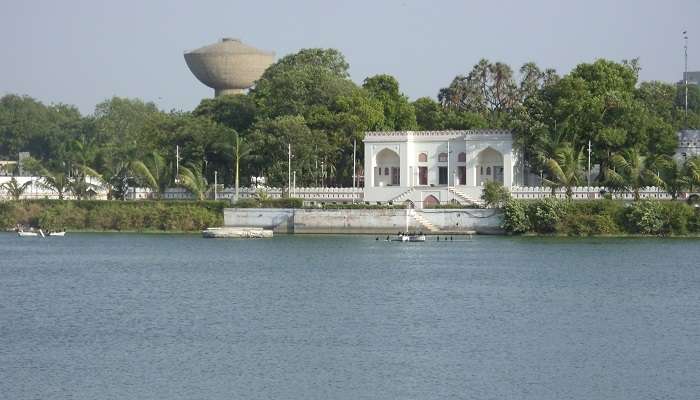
[682,71,700,85]
[676,129,700,161]
[363,130,523,207]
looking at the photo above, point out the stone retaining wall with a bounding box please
[224,208,503,234]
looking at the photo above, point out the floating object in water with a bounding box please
[202,227,272,238]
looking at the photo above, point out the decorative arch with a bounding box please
[476,147,504,185]
[438,152,448,162]
[458,152,466,162]
[375,148,401,187]
[423,195,439,207]
[404,199,415,209]
[418,152,428,163]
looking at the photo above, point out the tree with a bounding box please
[178,164,209,201]
[37,172,71,200]
[543,144,583,198]
[1,177,32,200]
[93,97,160,165]
[251,48,354,118]
[362,74,417,130]
[193,95,258,134]
[605,148,664,200]
[131,151,172,199]
[247,115,317,187]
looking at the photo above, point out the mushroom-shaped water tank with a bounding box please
[184,38,275,97]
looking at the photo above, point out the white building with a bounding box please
[675,129,700,161]
[363,130,522,208]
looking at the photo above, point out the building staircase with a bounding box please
[412,212,440,232]
[448,187,485,207]
[390,188,415,204]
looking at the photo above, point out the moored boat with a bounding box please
[17,231,38,237]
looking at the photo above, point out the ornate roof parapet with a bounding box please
[364,129,511,137]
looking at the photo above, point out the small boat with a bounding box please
[48,231,66,237]
[390,233,426,242]
[17,231,38,237]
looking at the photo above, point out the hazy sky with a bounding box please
[2,0,698,114]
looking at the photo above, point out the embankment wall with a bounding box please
[223,208,503,234]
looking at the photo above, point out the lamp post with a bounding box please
[684,30,689,128]
[587,139,592,186]
[288,143,291,197]
[352,139,356,203]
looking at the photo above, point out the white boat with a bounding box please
[390,233,425,242]
[48,231,66,237]
[17,231,38,237]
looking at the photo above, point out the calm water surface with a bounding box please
[1,233,699,399]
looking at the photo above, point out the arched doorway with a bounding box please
[476,147,504,185]
[375,148,400,187]
[423,195,439,207]
[404,199,415,209]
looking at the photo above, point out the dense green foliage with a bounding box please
[1,51,699,199]
[481,181,511,207]
[231,197,304,208]
[501,199,700,236]
[0,200,225,231]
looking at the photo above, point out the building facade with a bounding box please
[363,130,522,208]
[676,129,700,161]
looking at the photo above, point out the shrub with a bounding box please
[501,199,530,234]
[529,198,569,233]
[231,197,303,208]
[660,202,694,235]
[481,181,511,208]
[625,200,664,235]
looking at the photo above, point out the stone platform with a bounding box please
[202,227,273,238]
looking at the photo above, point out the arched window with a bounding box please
[384,167,389,175]
[378,167,382,175]
[458,152,466,162]
[486,166,491,175]
[438,152,448,162]
[418,153,428,162]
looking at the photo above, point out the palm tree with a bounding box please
[178,164,209,201]
[1,177,33,200]
[542,144,583,199]
[605,148,664,200]
[68,138,104,200]
[684,156,700,192]
[659,158,687,200]
[37,172,71,200]
[131,152,172,199]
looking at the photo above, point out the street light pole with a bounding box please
[352,139,356,203]
[588,140,592,186]
[684,30,689,128]
[214,170,217,200]
[288,143,291,197]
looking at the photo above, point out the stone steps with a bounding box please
[449,187,485,207]
[412,213,440,232]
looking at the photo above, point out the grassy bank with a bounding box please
[502,198,700,236]
[0,200,226,232]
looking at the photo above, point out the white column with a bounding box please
[503,151,513,187]
[364,143,374,187]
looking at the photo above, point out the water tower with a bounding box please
[184,38,275,97]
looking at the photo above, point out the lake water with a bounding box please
[1,233,699,399]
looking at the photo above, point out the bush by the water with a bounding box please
[0,200,225,231]
[501,198,700,236]
[231,197,304,208]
